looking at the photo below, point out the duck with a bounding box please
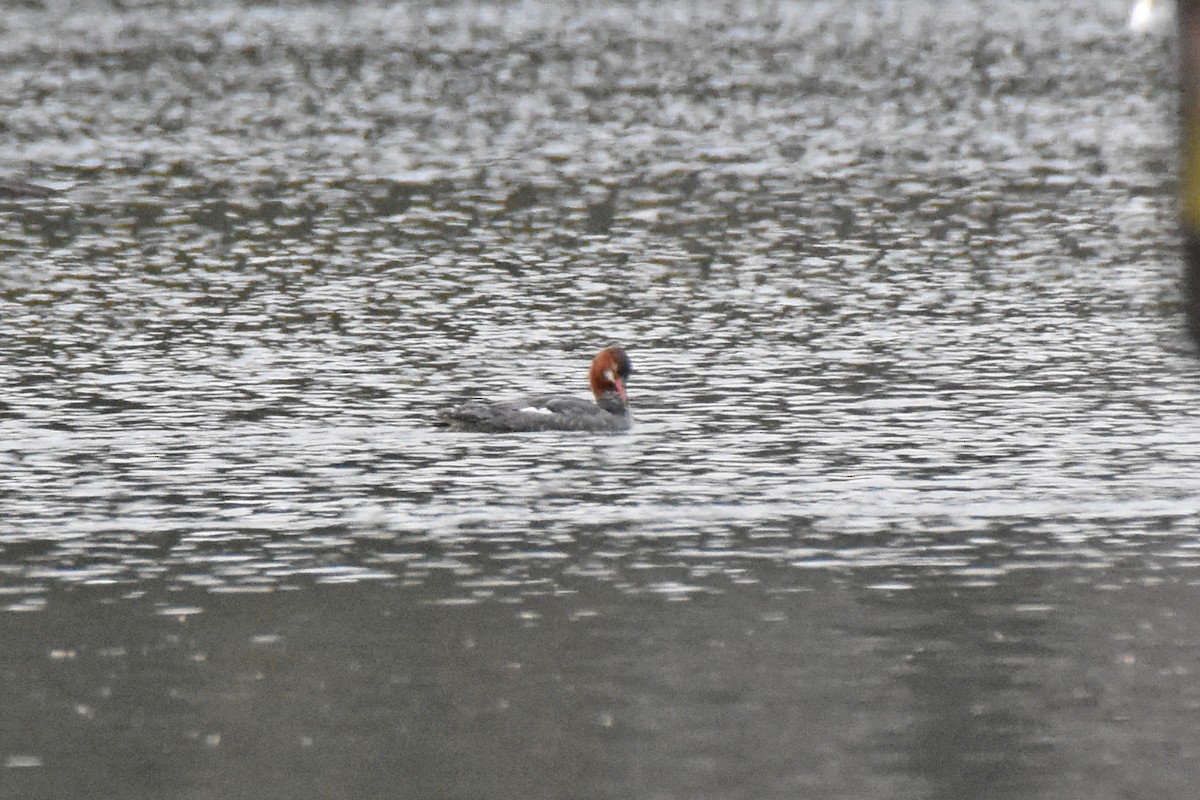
[437,347,633,432]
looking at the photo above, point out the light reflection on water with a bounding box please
[1,0,1199,796]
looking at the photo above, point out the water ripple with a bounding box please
[0,0,1192,607]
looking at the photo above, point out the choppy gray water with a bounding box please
[1,0,1197,798]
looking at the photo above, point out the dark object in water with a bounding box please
[585,185,619,235]
[0,178,58,198]
[1181,0,1200,343]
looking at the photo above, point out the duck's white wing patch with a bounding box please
[518,406,554,415]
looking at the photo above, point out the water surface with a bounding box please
[1,1,1197,798]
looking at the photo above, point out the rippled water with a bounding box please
[0,0,1196,797]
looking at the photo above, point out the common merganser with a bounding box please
[437,347,633,432]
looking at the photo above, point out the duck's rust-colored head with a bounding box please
[589,347,632,413]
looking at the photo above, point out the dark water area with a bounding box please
[1,0,1197,797]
